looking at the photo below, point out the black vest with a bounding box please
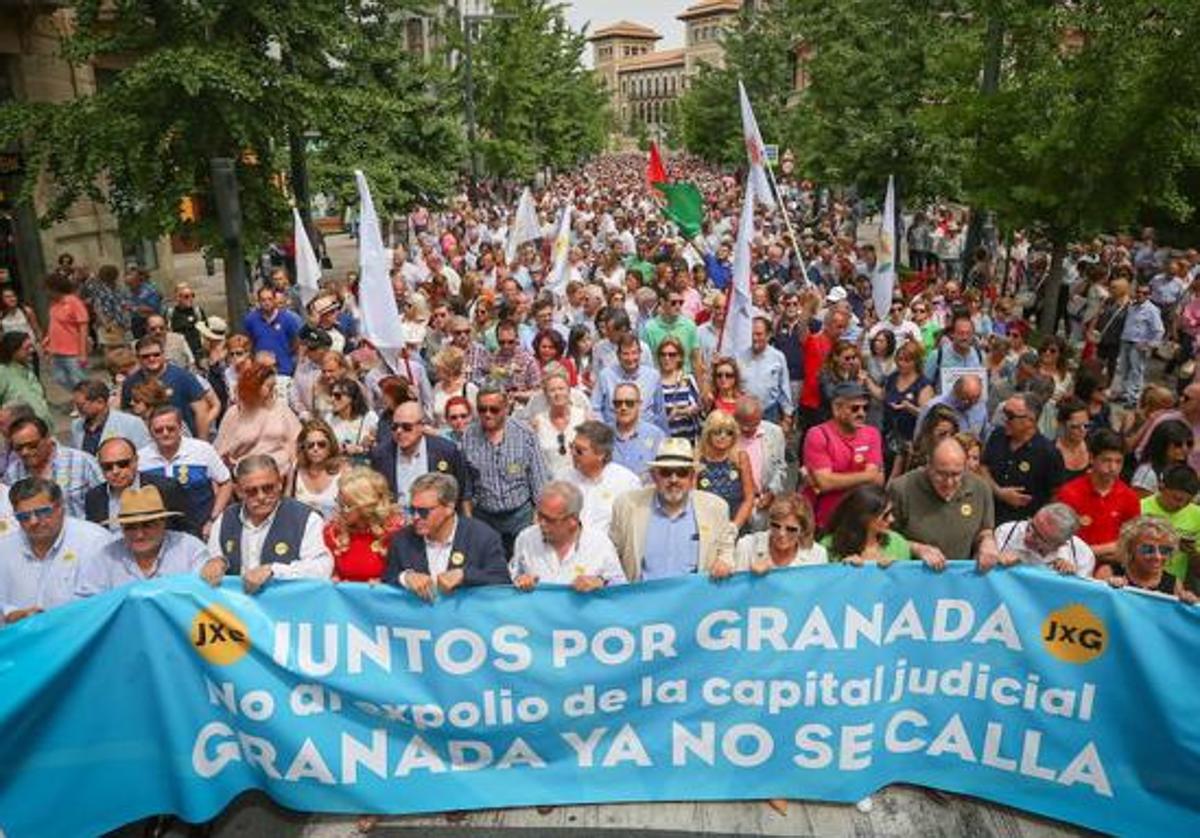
[218,498,313,575]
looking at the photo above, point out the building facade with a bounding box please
[589,1,744,137]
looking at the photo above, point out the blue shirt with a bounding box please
[243,308,303,375]
[612,422,666,480]
[592,365,666,428]
[0,518,114,616]
[75,530,210,597]
[916,393,990,441]
[739,346,795,418]
[121,364,207,434]
[703,252,732,291]
[1121,300,1165,344]
[642,494,699,581]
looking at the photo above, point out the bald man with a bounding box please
[369,401,472,510]
[915,373,989,439]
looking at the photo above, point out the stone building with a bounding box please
[0,4,176,313]
[589,1,744,137]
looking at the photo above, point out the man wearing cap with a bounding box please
[370,400,471,510]
[75,485,211,596]
[386,472,509,601]
[243,285,303,377]
[200,455,332,594]
[308,293,347,354]
[0,477,112,623]
[84,437,196,536]
[609,438,736,583]
[802,380,884,532]
[70,380,150,456]
[511,481,626,591]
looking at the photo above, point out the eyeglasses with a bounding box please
[14,504,56,523]
[769,521,803,534]
[1136,543,1175,558]
[100,458,133,471]
[477,404,506,415]
[655,467,693,479]
[407,505,437,519]
[137,351,163,360]
[241,484,280,498]
[304,439,329,450]
[11,439,42,453]
[931,468,965,482]
[612,399,638,408]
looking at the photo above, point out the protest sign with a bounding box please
[1,565,1198,837]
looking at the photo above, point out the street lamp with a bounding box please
[458,7,516,204]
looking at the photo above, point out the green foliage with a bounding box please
[450,0,611,181]
[0,0,463,254]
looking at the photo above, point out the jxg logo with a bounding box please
[190,605,250,665]
[1041,603,1106,664]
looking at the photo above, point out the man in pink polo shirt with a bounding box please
[803,381,885,531]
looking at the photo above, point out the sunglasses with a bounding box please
[394,421,421,432]
[846,404,868,414]
[407,505,437,519]
[655,467,693,479]
[612,399,638,408]
[241,484,279,498]
[14,504,56,523]
[478,404,505,415]
[331,392,349,399]
[304,439,329,449]
[229,350,248,357]
[1136,543,1175,558]
[498,339,517,347]
[659,350,680,358]
[447,412,470,421]
[713,428,736,437]
[715,371,736,379]
[11,439,42,453]
[100,458,133,472]
[769,521,803,534]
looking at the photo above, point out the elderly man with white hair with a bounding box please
[510,481,626,593]
[993,502,1096,578]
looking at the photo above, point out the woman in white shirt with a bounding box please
[289,419,346,520]
[735,495,828,573]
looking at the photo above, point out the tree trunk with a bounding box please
[1038,237,1067,337]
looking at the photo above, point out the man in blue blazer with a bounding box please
[369,401,473,511]
[385,472,509,600]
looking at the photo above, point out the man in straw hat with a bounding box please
[75,484,210,597]
[608,437,736,583]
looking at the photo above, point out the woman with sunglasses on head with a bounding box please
[324,466,403,585]
[1108,516,1198,602]
[822,484,946,569]
[1055,396,1092,482]
[735,494,827,573]
[657,336,701,441]
[289,418,346,520]
[525,363,588,479]
[696,410,755,534]
[323,374,377,467]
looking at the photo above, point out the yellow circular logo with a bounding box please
[190,605,250,666]
[1041,603,1106,664]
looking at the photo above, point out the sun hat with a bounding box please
[109,486,180,527]
[647,438,703,471]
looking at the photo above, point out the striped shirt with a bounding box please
[461,419,548,513]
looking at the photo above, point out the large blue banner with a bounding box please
[1,564,1198,837]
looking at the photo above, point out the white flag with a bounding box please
[719,176,755,358]
[504,187,542,264]
[546,202,572,291]
[874,175,897,320]
[738,80,776,210]
[293,207,321,307]
[354,170,406,350]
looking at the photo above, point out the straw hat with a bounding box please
[647,438,703,471]
[109,486,181,526]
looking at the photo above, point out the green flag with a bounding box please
[654,181,704,238]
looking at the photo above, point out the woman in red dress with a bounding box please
[323,467,403,584]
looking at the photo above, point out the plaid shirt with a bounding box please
[480,347,542,395]
[461,418,548,513]
[4,443,103,519]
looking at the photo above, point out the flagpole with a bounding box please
[764,160,811,286]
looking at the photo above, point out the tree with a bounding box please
[0,0,463,259]
[451,0,611,182]
[933,0,1200,332]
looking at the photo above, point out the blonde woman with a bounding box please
[696,410,755,532]
[323,467,403,583]
[1109,516,1198,603]
[735,494,827,572]
[430,346,478,430]
[289,419,346,520]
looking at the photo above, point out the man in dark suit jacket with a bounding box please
[385,472,508,600]
[370,400,472,509]
[83,437,199,536]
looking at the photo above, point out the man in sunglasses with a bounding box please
[4,415,102,519]
[802,381,884,532]
[610,382,667,481]
[83,437,195,536]
[200,455,332,595]
[567,421,640,534]
[75,485,210,597]
[609,438,735,583]
[0,477,111,623]
[370,400,471,510]
[120,334,210,438]
[386,472,508,601]
[982,393,1064,526]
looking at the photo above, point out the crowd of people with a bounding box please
[0,155,1197,629]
